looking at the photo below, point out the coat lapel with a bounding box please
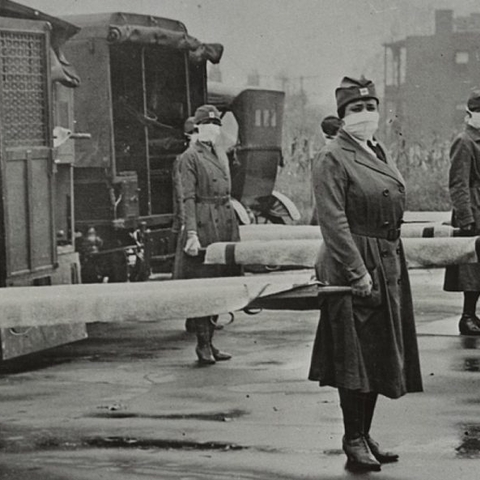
[195,141,229,179]
[338,130,405,187]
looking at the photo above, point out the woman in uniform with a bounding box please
[444,90,480,335]
[173,104,241,365]
[309,77,423,471]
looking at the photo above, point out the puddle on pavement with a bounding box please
[83,436,245,451]
[457,424,480,458]
[88,408,247,422]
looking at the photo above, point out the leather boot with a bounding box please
[209,316,231,361]
[338,389,381,471]
[343,436,381,471]
[365,435,399,463]
[195,318,215,365]
[459,314,480,335]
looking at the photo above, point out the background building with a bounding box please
[383,9,480,145]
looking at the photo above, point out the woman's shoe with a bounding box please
[343,436,381,471]
[459,314,480,335]
[365,435,399,463]
[195,345,216,365]
[211,345,232,361]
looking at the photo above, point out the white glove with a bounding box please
[184,231,201,256]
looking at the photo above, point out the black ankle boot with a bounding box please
[343,436,381,471]
[195,318,215,365]
[209,317,231,361]
[459,314,480,335]
[365,435,399,463]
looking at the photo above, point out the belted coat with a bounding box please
[444,124,480,291]
[308,129,423,399]
[172,140,240,280]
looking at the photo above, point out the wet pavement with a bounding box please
[1,269,480,479]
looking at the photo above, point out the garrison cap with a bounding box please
[335,76,379,117]
[467,90,480,112]
[193,104,222,125]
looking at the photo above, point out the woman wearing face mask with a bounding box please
[444,90,480,335]
[173,105,241,364]
[309,77,423,472]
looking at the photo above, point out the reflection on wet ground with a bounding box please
[459,336,480,350]
[462,358,480,372]
[88,408,247,421]
[83,436,245,451]
[456,424,480,458]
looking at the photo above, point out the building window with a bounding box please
[255,109,262,126]
[455,51,469,64]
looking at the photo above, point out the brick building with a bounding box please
[383,10,480,145]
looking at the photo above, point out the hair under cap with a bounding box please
[193,104,222,125]
[467,90,480,112]
[184,116,196,134]
[335,76,379,118]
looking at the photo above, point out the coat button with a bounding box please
[396,247,401,255]
[383,189,390,197]
[381,250,388,258]
[397,278,402,284]
[382,221,390,228]
[399,186,405,193]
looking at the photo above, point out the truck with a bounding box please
[0,0,86,359]
[63,12,224,280]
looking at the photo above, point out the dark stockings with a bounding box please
[338,388,378,440]
[463,292,480,316]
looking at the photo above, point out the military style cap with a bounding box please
[467,90,480,112]
[184,116,196,134]
[193,104,222,125]
[335,76,379,117]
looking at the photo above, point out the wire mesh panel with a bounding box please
[0,31,48,148]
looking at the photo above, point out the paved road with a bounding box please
[1,269,479,479]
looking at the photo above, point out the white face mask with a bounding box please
[343,111,379,141]
[467,110,480,130]
[197,123,221,145]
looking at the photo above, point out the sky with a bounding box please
[20,0,480,110]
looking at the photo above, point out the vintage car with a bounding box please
[208,81,300,224]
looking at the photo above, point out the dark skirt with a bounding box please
[444,264,480,291]
[308,239,423,399]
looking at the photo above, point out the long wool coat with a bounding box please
[173,140,240,280]
[308,129,423,399]
[444,124,480,291]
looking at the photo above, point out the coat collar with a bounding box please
[465,123,480,142]
[336,129,405,187]
[193,140,229,177]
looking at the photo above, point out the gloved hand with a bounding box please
[184,231,201,256]
[351,271,373,297]
[460,222,476,236]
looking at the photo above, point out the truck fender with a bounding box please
[270,191,301,221]
[231,198,252,225]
